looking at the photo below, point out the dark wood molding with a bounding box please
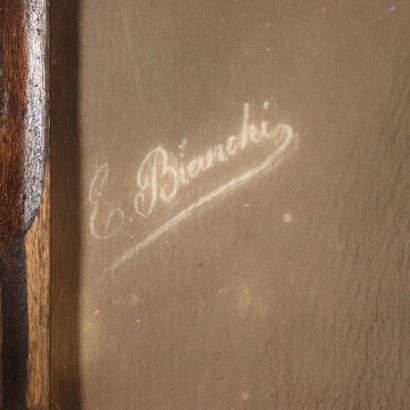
[0,1,49,408]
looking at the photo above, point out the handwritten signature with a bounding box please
[88,103,300,272]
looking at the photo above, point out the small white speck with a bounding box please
[244,203,251,207]
[130,235,134,239]
[263,101,270,109]
[93,309,100,316]
[178,138,188,151]
[283,213,293,223]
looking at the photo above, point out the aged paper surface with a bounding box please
[51,1,410,408]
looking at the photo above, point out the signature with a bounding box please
[88,103,300,272]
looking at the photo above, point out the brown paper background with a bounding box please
[51,1,410,408]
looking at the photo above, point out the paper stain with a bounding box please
[111,295,140,308]
[237,282,267,319]
[242,392,250,401]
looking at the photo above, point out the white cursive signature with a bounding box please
[88,103,300,272]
